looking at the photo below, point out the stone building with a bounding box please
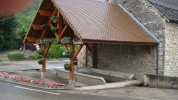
[78,0,178,79]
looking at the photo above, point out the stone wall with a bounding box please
[77,45,95,68]
[77,46,87,68]
[164,22,178,76]
[96,44,157,79]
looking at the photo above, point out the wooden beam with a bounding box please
[41,45,47,73]
[70,44,75,81]
[62,44,68,51]
[44,45,51,56]
[32,24,41,30]
[86,44,92,51]
[42,53,46,73]
[56,25,68,39]
[41,44,51,73]
[40,8,57,38]
[84,40,158,46]
[39,10,52,16]
[57,12,63,37]
[73,44,84,59]
[27,37,37,43]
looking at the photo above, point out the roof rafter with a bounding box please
[39,10,52,16]
[40,8,57,38]
[32,24,41,30]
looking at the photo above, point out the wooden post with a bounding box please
[41,45,46,77]
[70,44,75,82]
[42,52,46,73]
[42,52,46,78]
[41,44,51,77]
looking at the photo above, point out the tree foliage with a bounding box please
[0,16,18,51]
[0,0,40,51]
[15,0,41,39]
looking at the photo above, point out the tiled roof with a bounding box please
[24,0,158,45]
[148,0,178,23]
[52,0,158,44]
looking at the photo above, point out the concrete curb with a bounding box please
[55,69,106,85]
[144,74,178,89]
[75,80,143,90]
[91,68,135,80]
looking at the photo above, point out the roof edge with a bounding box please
[148,0,178,11]
[83,39,158,45]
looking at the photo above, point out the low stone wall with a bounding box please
[55,69,106,85]
[144,74,178,89]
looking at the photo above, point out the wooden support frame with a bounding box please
[73,44,84,59]
[62,44,68,51]
[41,44,51,73]
[84,40,158,45]
[40,8,57,38]
[56,25,68,39]
[39,10,52,16]
[26,37,37,43]
[86,43,92,51]
[32,24,41,30]
[68,44,84,81]
[57,12,63,35]
[69,44,75,81]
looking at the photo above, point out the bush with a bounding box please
[0,58,2,62]
[37,59,43,65]
[64,63,70,71]
[29,53,41,60]
[47,45,63,58]
[8,51,24,61]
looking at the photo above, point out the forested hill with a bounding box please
[15,0,41,39]
[0,0,41,51]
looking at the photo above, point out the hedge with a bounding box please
[8,51,24,61]
[29,53,41,60]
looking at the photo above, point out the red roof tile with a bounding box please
[52,0,158,44]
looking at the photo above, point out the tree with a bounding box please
[0,16,18,51]
[0,0,41,51]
